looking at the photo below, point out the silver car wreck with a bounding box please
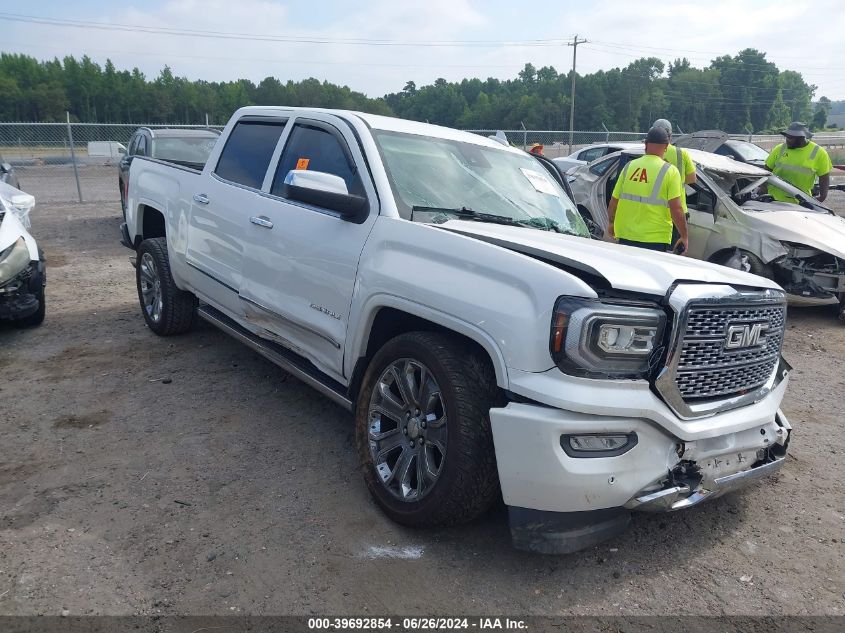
[569,147,845,317]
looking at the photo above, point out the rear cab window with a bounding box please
[214,119,286,189]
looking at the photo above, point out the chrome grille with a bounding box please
[676,304,786,400]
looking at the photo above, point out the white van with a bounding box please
[87,141,127,161]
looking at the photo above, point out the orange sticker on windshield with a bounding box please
[296,158,310,170]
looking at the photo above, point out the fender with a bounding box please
[347,293,510,388]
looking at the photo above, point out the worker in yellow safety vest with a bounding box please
[652,118,696,245]
[607,126,688,254]
[764,121,832,203]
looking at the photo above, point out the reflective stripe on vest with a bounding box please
[674,146,684,179]
[618,162,672,207]
[774,142,819,177]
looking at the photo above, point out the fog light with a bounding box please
[561,433,638,458]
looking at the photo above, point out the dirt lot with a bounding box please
[1,174,844,618]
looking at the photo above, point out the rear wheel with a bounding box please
[136,238,196,335]
[355,332,500,527]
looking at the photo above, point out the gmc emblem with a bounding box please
[725,322,768,349]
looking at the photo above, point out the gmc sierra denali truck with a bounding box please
[121,107,792,553]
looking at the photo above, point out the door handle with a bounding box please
[250,215,274,229]
[193,193,210,205]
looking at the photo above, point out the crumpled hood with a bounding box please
[0,209,38,260]
[739,206,845,259]
[436,220,780,296]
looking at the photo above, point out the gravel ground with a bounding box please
[0,174,844,618]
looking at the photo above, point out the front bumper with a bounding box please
[490,400,791,553]
[0,260,43,320]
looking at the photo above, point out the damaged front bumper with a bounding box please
[490,372,792,554]
[773,247,845,306]
[624,412,789,512]
[0,260,44,321]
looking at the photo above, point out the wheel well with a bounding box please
[140,205,166,242]
[348,307,498,402]
[707,247,739,265]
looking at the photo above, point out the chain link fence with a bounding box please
[464,129,648,158]
[3,121,844,205]
[0,121,223,204]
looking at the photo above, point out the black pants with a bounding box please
[618,238,669,252]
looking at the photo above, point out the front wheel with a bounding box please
[136,238,196,336]
[13,282,45,328]
[355,332,500,528]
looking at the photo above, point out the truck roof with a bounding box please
[143,128,221,139]
[231,106,522,153]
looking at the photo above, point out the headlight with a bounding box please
[550,297,667,378]
[0,237,31,285]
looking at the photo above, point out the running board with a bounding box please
[197,305,353,411]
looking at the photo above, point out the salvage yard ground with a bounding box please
[1,172,844,617]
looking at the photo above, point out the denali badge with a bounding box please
[725,322,768,349]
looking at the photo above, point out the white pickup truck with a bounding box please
[121,107,792,553]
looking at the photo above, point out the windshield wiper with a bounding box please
[411,205,585,235]
[411,206,520,226]
[513,216,581,236]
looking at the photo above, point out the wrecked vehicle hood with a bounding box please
[738,205,845,259]
[0,183,39,261]
[435,220,780,296]
[0,208,38,260]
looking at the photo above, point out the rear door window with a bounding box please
[215,120,286,189]
[271,123,364,198]
[579,147,605,163]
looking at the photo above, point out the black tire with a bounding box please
[743,251,774,279]
[136,237,196,336]
[355,331,500,528]
[119,178,126,220]
[13,283,45,328]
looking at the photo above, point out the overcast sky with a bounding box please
[2,0,843,100]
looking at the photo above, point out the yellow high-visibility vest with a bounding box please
[612,154,683,244]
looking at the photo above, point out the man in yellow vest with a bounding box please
[607,126,688,254]
[764,122,831,203]
[653,119,695,245]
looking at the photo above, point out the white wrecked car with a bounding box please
[0,181,45,326]
[569,147,845,318]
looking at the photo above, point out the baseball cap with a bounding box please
[645,126,670,144]
[652,118,672,135]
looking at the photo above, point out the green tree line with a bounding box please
[0,49,831,133]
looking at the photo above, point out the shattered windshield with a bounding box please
[373,130,590,237]
[704,168,830,214]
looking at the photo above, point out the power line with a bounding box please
[0,12,574,48]
[0,40,518,70]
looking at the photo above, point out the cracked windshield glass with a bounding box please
[374,131,590,237]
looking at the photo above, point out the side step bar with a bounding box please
[197,305,353,411]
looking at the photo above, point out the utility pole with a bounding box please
[567,35,587,153]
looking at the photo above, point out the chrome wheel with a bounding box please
[368,358,447,502]
[139,252,163,323]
